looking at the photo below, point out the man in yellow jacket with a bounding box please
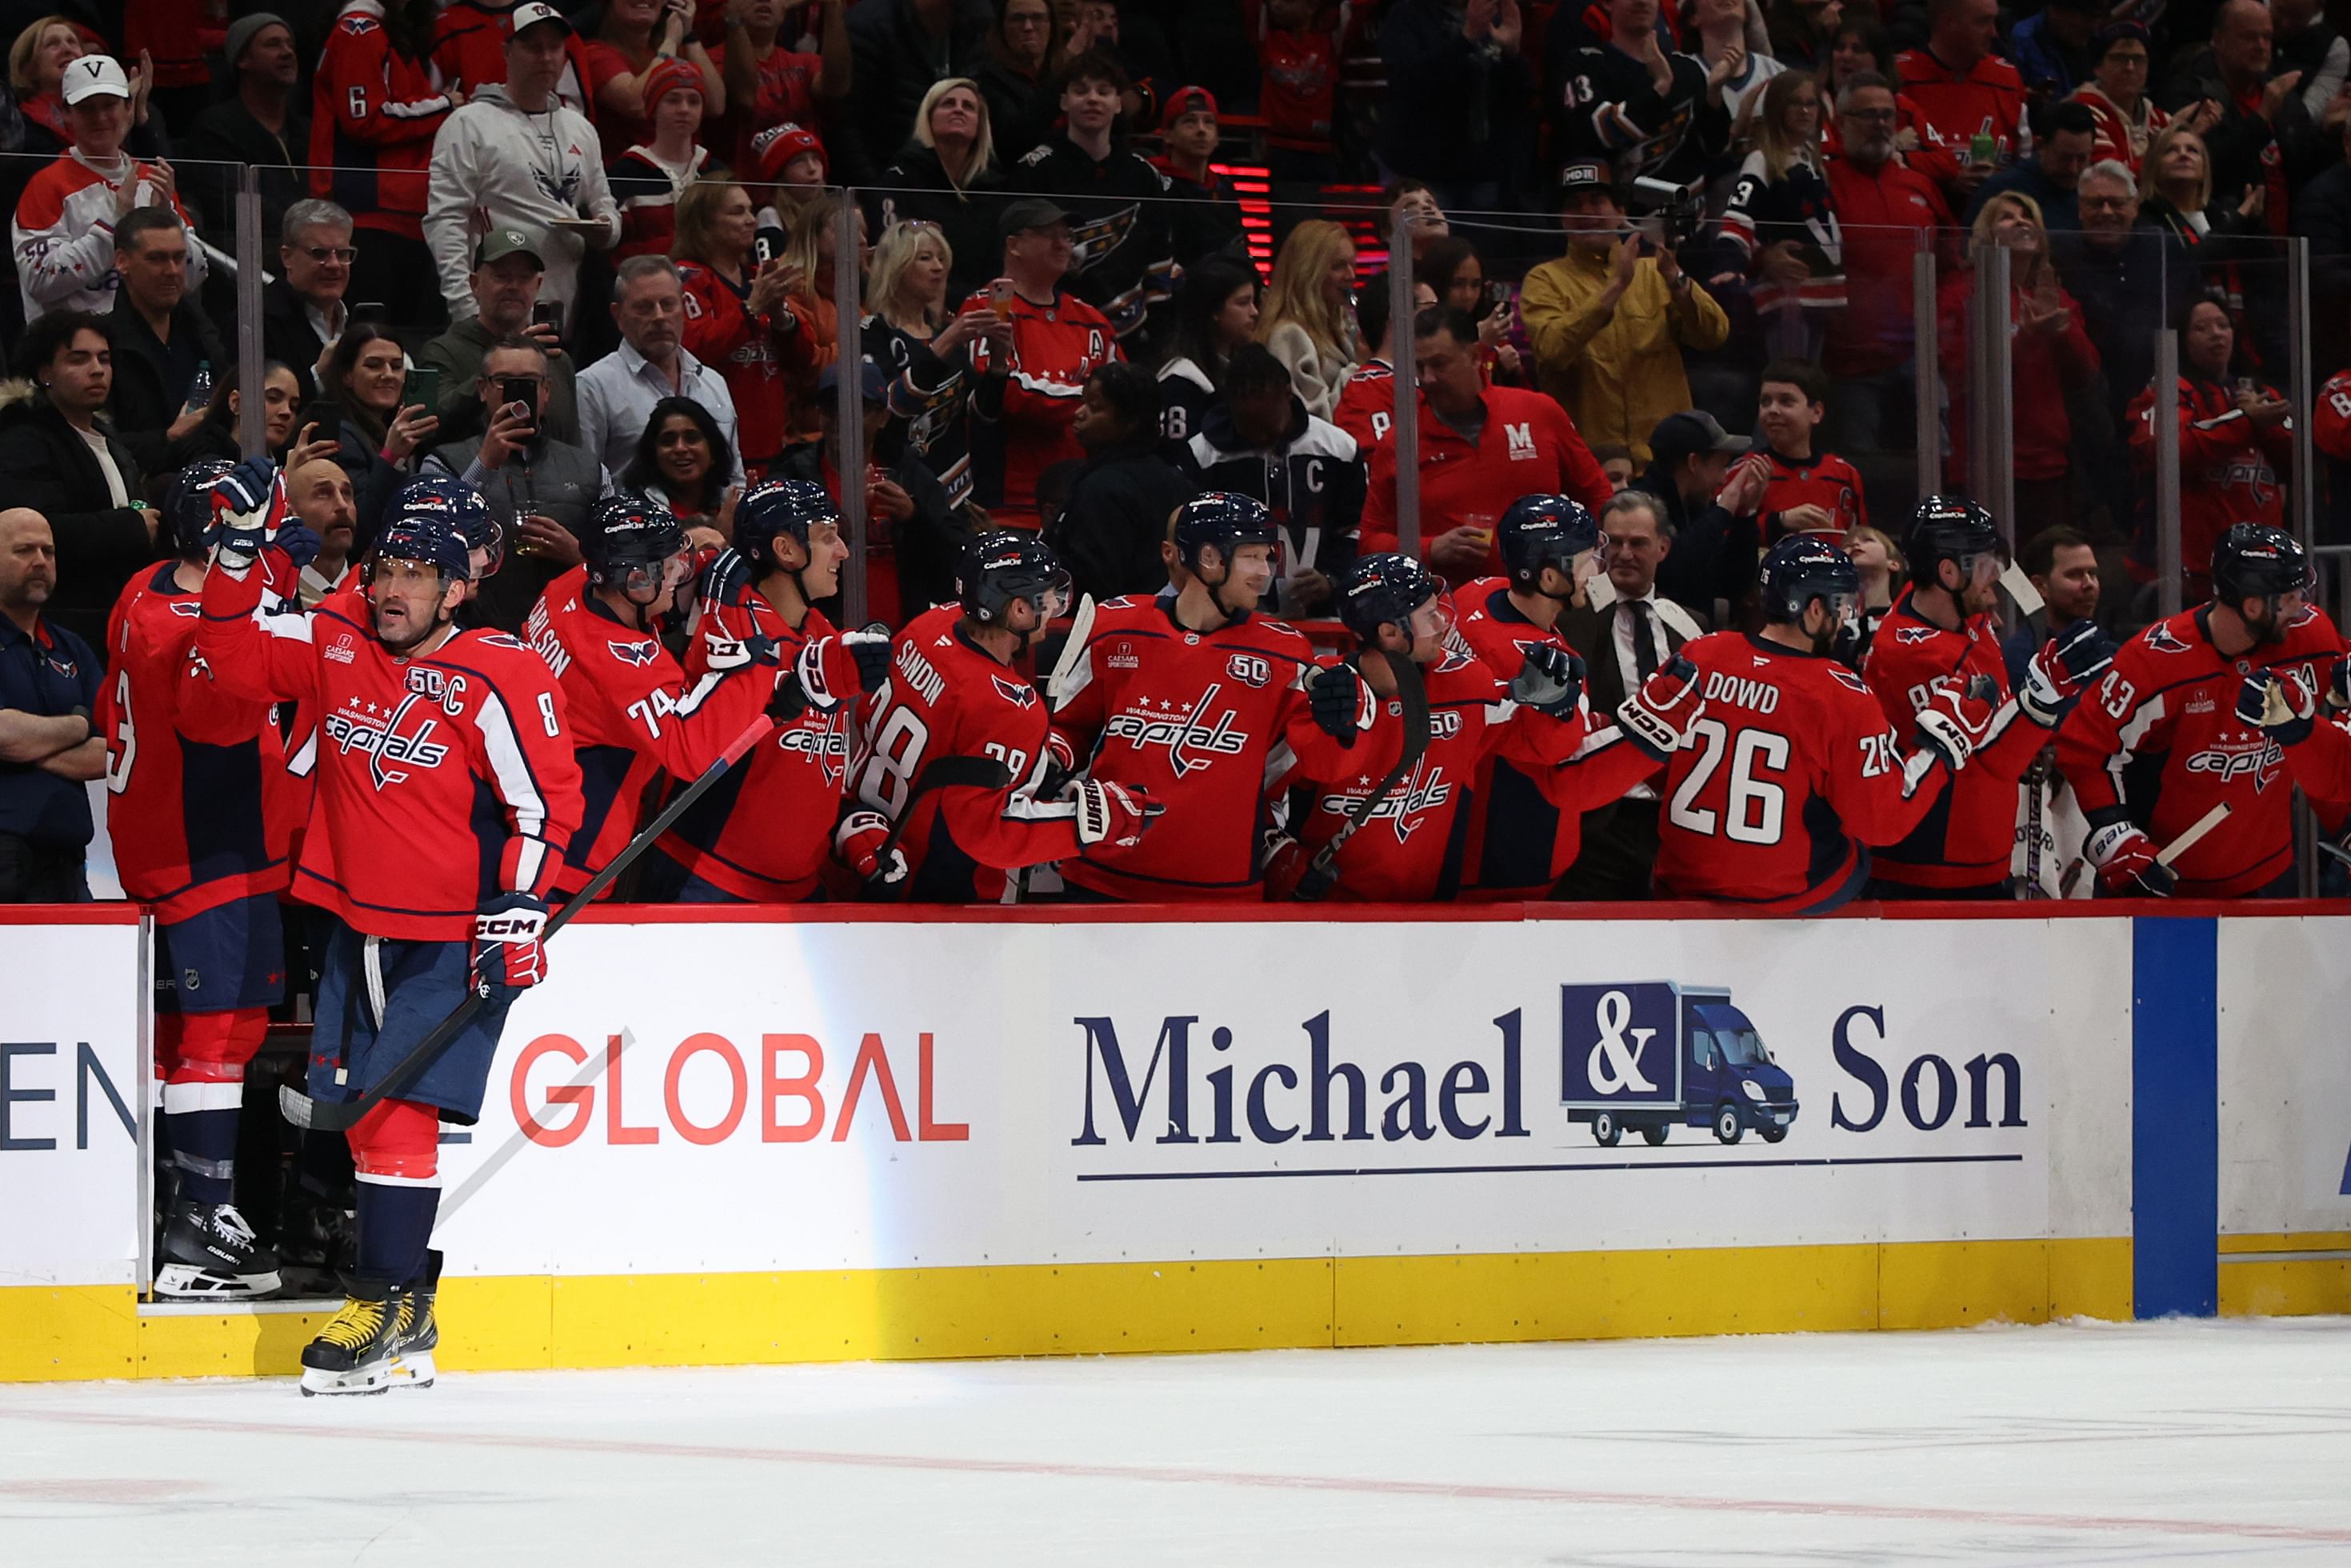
[1519,161,1729,469]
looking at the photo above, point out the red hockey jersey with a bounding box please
[2055,603,2348,898]
[1453,578,1662,893]
[100,563,295,922]
[1759,446,1869,539]
[678,260,819,468]
[313,1,459,238]
[1289,640,1591,902]
[654,594,852,902]
[1654,630,1953,911]
[2127,374,2291,598]
[848,605,1086,902]
[1893,47,2030,188]
[1860,587,2045,889]
[1258,24,1340,151]
[522,567,776,898]
[1048,596,1365,900]
[962,287,1122,527]
[1332,359,1397,452]
[197,567,584,940]
[430,0,594,113]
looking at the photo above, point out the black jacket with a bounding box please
[1010,138,1179,342]
[976,55,1055,169]
[844,0,992,182]
[1177,395,1363,617]
[1378,0,1535,185]
[1628,461,1759,622]
[867,142,1007,305]
[1042,438,1193,605]
[2155,52,2285,211]
[774,442,967,622]
[0,394,156,654]
[226,274,337,402]
[102,298,226,480]
[178,98,310,244]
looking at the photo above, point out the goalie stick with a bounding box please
[1292,656,1430,902]
[280,713,778,1134]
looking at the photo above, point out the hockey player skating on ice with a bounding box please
[1653,533,1985,912]
[646,480,894,902]
[1046,492,1371,902]
[103,460,314,1299]
[839,530,1162,902]
[1859,497,2117,898]
[2057,524,2349,897]
[195,462,583,1394]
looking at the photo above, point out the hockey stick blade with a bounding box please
[1293,658,1430,902]
[1046,593,1097,703]
[2317,838,2351,870]
[862,754,1016,898]
[283,714,778,1135]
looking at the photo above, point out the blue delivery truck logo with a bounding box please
[1561,983,1799,1146]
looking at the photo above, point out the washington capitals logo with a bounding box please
[608,638,659,668]
[1321,759,1452,840]
[993,676,1037,709]
[2145,625,2194,654]
[322,692,453,788]
[1896,626,1937,644]
[1104,683,1249,777]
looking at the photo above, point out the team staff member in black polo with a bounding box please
[0,508,106,902]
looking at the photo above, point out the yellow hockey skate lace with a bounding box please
[317,1297,388,1350]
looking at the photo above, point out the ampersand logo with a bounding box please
[1585,989,1660,1095]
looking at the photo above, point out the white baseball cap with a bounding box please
[506,2,573,38]
[62,54,130,106]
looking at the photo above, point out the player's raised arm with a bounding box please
[195,459,326,706]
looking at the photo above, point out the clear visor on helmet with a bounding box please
[1026,567,1074,625]
[613,549,690,602]
[1810,590,1860,628]
[1409,591,1457,646]
[1957,550,2001,591]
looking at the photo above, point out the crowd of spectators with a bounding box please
[2,0,2349,910]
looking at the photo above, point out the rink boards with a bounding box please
[2,904,2346,1381]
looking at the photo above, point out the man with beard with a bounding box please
[1652,533,1985,913]
[194,462,582,1394]
[2059,525,2349,898]
[1861,498,2117,898]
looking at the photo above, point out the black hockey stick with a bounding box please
[861,754,1015,899]
[1292,656,1430,902]
[281,713,779,1134]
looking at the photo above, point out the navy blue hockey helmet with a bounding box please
[1906,495,2001,590]
[734,478,841,573]
[1337,552,1449,651]
[391,474,502,575]
[1757,532,1859,625]
[370,513,473,584]
[584,493,686,599]
[1497,493,1599,590]
[960,529,1070,626]
[163,458,237,561]
[2211,523,2311,607]
[1170,491,1280,573]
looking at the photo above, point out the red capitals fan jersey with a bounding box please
[1759,447,1869,540]
[430,1,594,110]
[678,262,818,468]
[962,288,1122,527]
[1049,597,1361,900]
[197,568,584,941]
[1332,359,1396,452]
[1860,588,2046,890]
[522,568,775,898]
[100,564,296,922]
[1291,641,1589,902]
[1893,46,2031,187]
[654,594,852,902]
[1654,631,1953,912]
[2128,376,2291,598]
[2056,604,2348,898]
[848,606,1086,902]
[1453,580,1662,893]
[313,1,459,236]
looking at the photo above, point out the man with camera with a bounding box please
[1518,160,1727,471]
[418,336,609,632]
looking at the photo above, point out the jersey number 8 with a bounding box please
[854,706,930,817]
[1668,718,1789,846]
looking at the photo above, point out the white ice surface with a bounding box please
[2,1317,2348,1565]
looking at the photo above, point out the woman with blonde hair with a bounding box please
[861,219,1000,510]
[674,178,810,475]
[1256,218,1358,420]
[875,77,1004,302]
[1713,71,1843,350]
[1843,522,1905,653]
[7,15,85,146]
[1934,191,2100,541]
[775,197,870,444]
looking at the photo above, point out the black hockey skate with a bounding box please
[274,1179,356,1298]
[389,1250,442,1390]
[155,1199,282,1301]
[299,1282,406,1397]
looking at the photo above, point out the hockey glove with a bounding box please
[850,622,896,690]
[1307,662,1362,747]
[470,891,550,995]
[2327,657,2351,714]
[698,546,755,610]
[2020,619,2117,728]
[274,520,324,571]
[1913,676,1994,773]
[2235,669,2317,748]
[1510,643,1586,720]
[795,629,895,710]
[2086,820,2177,897]
[835,810,907,887]
[1615,656,1704,762]
[766,670,811,723]
[1261,831,1305,901]
[1040,730,1078,799]
[1074,778,1163,848]
[206,457,282,574]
